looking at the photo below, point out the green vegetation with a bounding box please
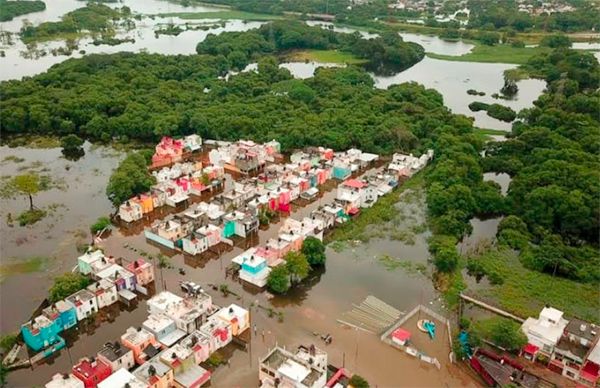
[267,264,290,294]
[106,152,155,207]
[206,352,225,367]
[540,34,572,48]
[349,374,370,388]
[20,3,131,43]
[469,102,516,122]
[157,10,283,21]
[301,236,326,266]
[0,334,17,352]
[285,49,366,64]
[90,216,111,234]
[49,273,91,303]
[197,21,424,73]
[16,208,47,226]
[0,256,49,281]
[471,249,599,322]
[61,134,85,160]
[0,0,45,22]
[328,173,425,243]
[2,173,51,211]
[284,251,310,285]
[427,43,550,65]
[483,48,599,285]
[486,104,516,122]
[471,316,526,352]
[467,0,600,33]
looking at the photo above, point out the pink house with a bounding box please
[126,258,154,286]
[180,331,212,364]
[151,137,184,169]
[121,327,160,365]
[266,237,292,260]
[254,246,281,267]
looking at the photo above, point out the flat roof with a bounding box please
[133,357,171,381]
[97,369,145,388]
[278,359,310,383]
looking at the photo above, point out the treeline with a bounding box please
[196,20,424,73]
[0,0,45,21]
[467,0,600,32]
[20,3,131,42]
[483,48,600,282]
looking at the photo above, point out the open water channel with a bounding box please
[0,1,559,386]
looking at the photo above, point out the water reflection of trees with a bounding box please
[269,266,326,308]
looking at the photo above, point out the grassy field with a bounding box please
[0,257,49,281]
[156,10,283,21]
[473,127,509,142]
[469,249,600,322]
[285,49,367,64]
[427,43,551,65]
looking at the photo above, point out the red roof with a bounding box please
[392,328,411,342]
[523,343,539,355]
[343,179,366,189]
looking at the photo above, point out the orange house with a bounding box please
[121,327,160,365]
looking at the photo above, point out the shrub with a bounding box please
[267,265,290,294]
[349,374,369,388]
[468,101,489,112]
[90,216,111,233]
[49,273,91,302]
[486,104,516,122]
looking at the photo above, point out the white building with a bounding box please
[259,345,328,388]
[97,368,146,388]
[97,341,135,372]
[45,373,84,388]
[521,307,569,358]
[65,289,99,322]
[232,248,271,288]
[86,279,118,309]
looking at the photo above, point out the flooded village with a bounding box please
[1,136,479,387]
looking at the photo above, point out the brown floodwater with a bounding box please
[0,143,124,332]
[3,147,479,387]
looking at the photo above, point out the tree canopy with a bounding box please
[106,152,155,207]
[49,273,91,303]
[267,264,290,294]
[301,236,326,266]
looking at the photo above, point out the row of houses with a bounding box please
[520,306,600,386]
[143,143,395,258]
[45,289,250,388]
[150,135,202,170]
[21,251,155,356]
[119,162,225,223]
[234,151,434,289]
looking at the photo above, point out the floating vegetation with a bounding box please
[378,255,428,276]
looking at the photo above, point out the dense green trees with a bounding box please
[490,319,527,352]
[301,236,326,266]
[61,134,85,160]
[106,153,155,207]
[197,21,424,73]
[0,0,45,22]
[484,48,600,283]
[49,273,91,303]
[267,265,290,294]
[467,0,599,32]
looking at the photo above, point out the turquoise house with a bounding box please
[43,300,77,331]
[223,220,236,238]
[333,166,351,180]
[21,315,63,352]
[241,255,267,275]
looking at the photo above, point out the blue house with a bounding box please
[232,248,271,288]
[43,300,77,331]
[21,315,63,352]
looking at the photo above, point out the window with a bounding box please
[90,300,94,305]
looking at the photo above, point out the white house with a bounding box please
[45,373,84,388]
[86,279,118,309]
[97,369,145,388]
[521,307,569,359]
[232,248,271,288]
[65,289,99,322]
[259,345,328,388]
[119,200,143,223]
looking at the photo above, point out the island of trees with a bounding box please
[0,0,45,22]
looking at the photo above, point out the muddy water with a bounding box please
[5,161,477,386]
[484,172,511,196]
[0,143,123,332]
